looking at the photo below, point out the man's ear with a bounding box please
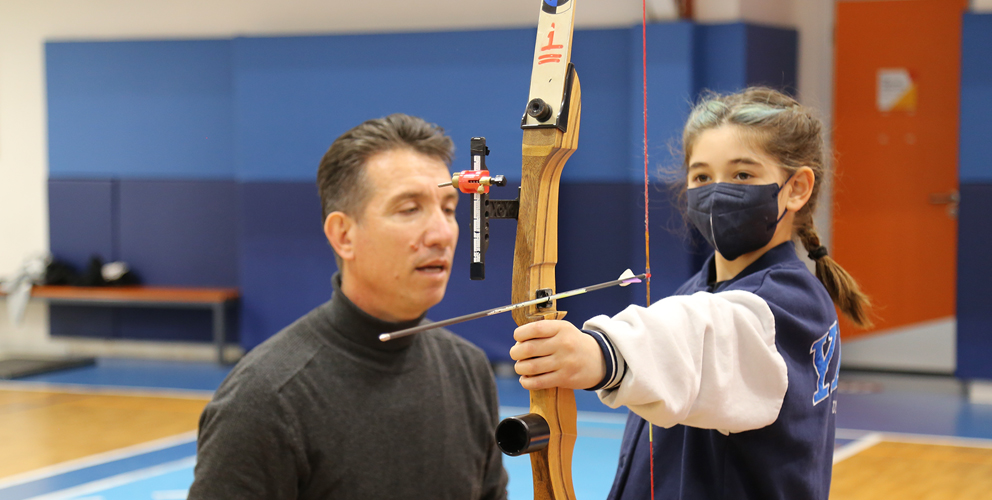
[785,166,815,213]
[324,212,356,261]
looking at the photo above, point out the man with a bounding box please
[189,114,508,499]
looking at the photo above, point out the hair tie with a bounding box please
[808,246,828,260]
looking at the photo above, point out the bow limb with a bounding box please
[507,2,581,498]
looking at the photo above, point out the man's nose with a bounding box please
[423,206,456,248]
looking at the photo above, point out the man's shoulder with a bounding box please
[217,309,328,398]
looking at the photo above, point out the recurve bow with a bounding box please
[494,1,581,499]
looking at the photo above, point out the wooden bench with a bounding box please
[10,286,240,364]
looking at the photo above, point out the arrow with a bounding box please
[379,269,648,342]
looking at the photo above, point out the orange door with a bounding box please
[833,0,964,340]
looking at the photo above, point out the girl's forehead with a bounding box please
[689,125,774,164]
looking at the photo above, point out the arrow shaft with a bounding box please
[379,273,646,342]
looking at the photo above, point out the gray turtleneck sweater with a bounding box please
[189,276,508,499]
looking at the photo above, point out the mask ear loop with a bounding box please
[772,172,797,226]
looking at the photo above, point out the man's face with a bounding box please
[338,148,459,322]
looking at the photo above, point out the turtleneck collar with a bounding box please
[318,272,427,352]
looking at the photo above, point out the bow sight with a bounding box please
[439,137,519,281]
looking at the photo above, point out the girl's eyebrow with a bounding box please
[729,157,762,165]
[690,156,763,170]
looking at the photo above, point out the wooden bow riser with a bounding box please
[511,68,582,500]
[511,77,582,323]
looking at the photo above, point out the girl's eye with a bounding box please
[735,171,753,181]
[692,174,710,183]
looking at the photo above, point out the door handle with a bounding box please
[929,190,959,219]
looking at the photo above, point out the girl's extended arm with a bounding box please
[585,290,787,433]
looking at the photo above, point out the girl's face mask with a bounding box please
[686,177,791,261]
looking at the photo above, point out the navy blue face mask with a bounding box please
[686,178,791,261]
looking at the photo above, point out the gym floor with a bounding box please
[0,359,990,500]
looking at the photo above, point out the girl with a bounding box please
[509,87,872,499]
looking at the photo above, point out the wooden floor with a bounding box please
[832,439,992,499]
[2,384,992,498]
[0,387,208,479]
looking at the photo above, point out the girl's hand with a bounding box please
[509,320,606,391]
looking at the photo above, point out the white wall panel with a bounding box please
[696,0,742,22]
[795,0,835,250]
[842,317,957,374]
[697,0,793,25]
[973,0,992,13]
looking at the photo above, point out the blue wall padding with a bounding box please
[114,180,239,342]
[47,40,235,179]
[231,30,535,182]
[118,309,215,342]
[957,14,992,380]
[955,184,992,379]
[237,182,336,349]
[47,179,239,341]
[694,24,746,95]
[631,22,695,180]
[118,180,239,287]
[50,306,117,339]
[626,23,699,297]
[693,23,797,95]
[639,182,702,299]
[568,29,638,182]
[231,28,642,183]
[44,22,799,357]
[47,179,117,339]
[744,25,798,93]
[48,179,117,265]
[960,14,992,183]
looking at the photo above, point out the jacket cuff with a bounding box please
[582,328,625,391]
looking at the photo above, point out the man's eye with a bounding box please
[400,205,419,214]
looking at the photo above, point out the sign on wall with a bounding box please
[877,68,918,112]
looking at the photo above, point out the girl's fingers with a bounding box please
[518,372,565,391]
[508,336,557,361]
[513,353,560,377]
[512,320,570,342]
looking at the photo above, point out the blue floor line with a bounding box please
[38,458,196,500]
[0,442,196,500]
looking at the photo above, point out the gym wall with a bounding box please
[45,23,797,360]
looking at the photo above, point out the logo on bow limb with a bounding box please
[543,0,573,14]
